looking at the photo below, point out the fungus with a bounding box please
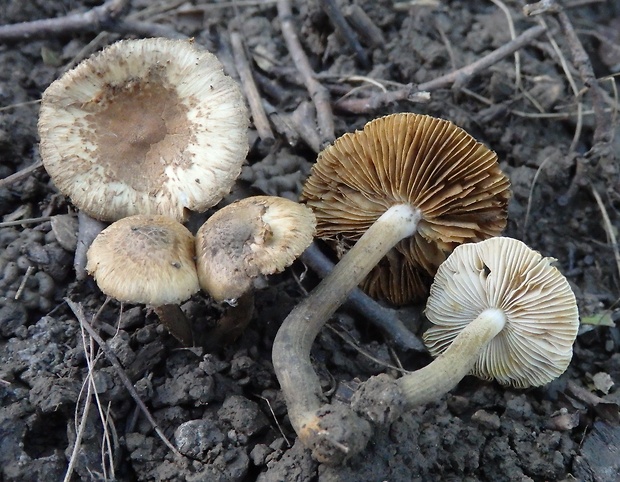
[86,214,200,346]
[196,195,316,302]
[272,113,511,463]
[353,237,579,424]
[195,196,316,344]
[38,37,249,223]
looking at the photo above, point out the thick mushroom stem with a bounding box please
[399,307,506,408]
[272,203,421,459]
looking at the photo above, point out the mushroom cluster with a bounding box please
[272,112,512,463]
[39,37,581,467]
[37,37,256,343]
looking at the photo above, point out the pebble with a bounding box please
[217,395,269,438]
[174,419,225,459]
[0,299,27,337]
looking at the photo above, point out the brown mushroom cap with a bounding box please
[302,113,511,305]
[39,38,249,222]
[86,214,199,305]
[423,237,579,388]
[196,196,316,302]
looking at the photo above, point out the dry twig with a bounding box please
[288,101,323,153]
[0,161,43,189]
[0,0,130,43]
[301,243,425,352]
[318,0,370,68]
[230,26,275,146]
[525,0,612,150]
[336,24,547,113]
[66,299,183,458]
[591,186,620,285]
[277,0,335,146]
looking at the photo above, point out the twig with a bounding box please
[336,25,547,113]
[169,0,277,12]
[66,299,183,458]
[0,161,43,189]
[0,99,41,113]
[301,243,425,352]
[14,266,34,301]
[64,351,95,482]
[229,26,275,147]
[0,216,52,228]
[262,99,300,147]
[66,301,112,481]
[591,186,620,284]
[277,0,335,146]
[255,393,292,447]
[418,24,547,91]
[288,101,323,153]
[0,0,130,43]
[105,19,188,40]
[318,0,370,68]
[325,323,411,373]
[536,17,583,153]
[555,8,610,148]
[490,0,521,91]
[524,1,611,148]
[342,4,385,48]
[522,155,553,241]
[335,85,430,114]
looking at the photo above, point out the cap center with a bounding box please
[88,76,193,194]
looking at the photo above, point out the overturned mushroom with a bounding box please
[195,196,316,343]
[272,113,511,463]
[353,237,580,424]
[86,214,200,346]
[38,37,249,223]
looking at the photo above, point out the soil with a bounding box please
[1,1,619,481]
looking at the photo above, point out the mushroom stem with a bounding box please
[153,304,194,347]
[201,292,256,350]
[273,204,421,442]
[398,307,506,408]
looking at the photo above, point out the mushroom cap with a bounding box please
[423,237,579,388]
[301,113,511,305]
[38,38,249,222]
[86,214,200,305]
[196,196,316,302]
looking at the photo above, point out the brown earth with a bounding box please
[1,1,619,481]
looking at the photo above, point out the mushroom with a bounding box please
[195,196,316,344]
[352,236,580,423]
[272,113,511,463]
[38,37,249,223]
[86,214,200,346]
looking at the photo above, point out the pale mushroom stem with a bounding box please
[399,308,506,408]
[273,203,421,437]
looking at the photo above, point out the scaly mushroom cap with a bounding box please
[424,237,579,388]
[86,214,200,305]
[196,196,316,302]
[39,38,249,222]
[301,113,511,305]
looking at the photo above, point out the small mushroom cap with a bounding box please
[423,237,579,388]
[196,196,316,302]
[86,214,200,305]
[39,38,249,222]
[302,113,511,305]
